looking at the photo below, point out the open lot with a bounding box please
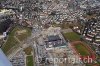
[16,27,31,41]
[26,56,34,66]
[24,46,32,55]
[62,32,80,42]
[2,26,32,54]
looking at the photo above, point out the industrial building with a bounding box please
[43,27,67,50]
[45,35,66,50]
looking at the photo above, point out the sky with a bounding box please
[0,49,12,66]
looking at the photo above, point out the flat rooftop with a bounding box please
[46,41,66,48]
[47,35,61,42]
[45,35,66,49]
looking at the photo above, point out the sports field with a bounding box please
[63,32,80,42]
[74,43,90,56]
[72,41,96,60]
[26,56,34,66]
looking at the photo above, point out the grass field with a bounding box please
[52,22,72,29]
[63,32,80,42]
[2,26,19,54]
[26,56,34,66]
[75,44,90,56]
[2,26,32,54]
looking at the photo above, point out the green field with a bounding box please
[52,22,73,29]
[63,32,80,42]
[26,56,34,66]
[2,26,19,54]
[2,26,32,54]
[74,44,90,56]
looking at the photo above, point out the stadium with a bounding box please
[71,41,96,63]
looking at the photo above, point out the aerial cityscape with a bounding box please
[0,0,100,66]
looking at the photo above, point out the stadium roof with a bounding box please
[0,49,12,66]
[46,42,66,48]
[47,35,61,42]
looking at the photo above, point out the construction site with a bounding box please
[0,0,100,66]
